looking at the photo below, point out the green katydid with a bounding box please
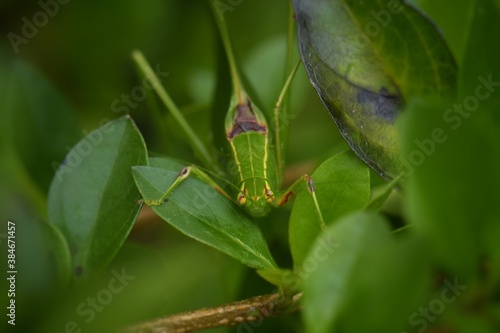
[133,6,325,225]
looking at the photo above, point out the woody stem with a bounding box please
[120,292,302,333]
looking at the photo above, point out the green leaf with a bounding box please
[459,0,500,283]
[289,151,370,266]
[1,217,71,333]
[132,161,278,271]
[414,0,474,64]
[1,56,81,194]
[400,95,495,280]
[458,0,500,113]
[47,116,148,280]
[148,156,186,170]
[302,212,392,333]
[257,268,297,289]
[16,218,72,296]
[292,0,457,181]
[329,237,431,333]
[41,241,246,333]
[402,0,500,281]
[363,175,400,211]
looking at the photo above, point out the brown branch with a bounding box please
[120,292,302,333]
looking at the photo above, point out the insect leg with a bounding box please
[274,175,326,230]
[273,59,301,182]
[144,166,233,206]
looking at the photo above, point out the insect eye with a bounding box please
[264,189,275,203]
[237,193,247,205]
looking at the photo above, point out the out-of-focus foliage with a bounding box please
[1,1,499,333]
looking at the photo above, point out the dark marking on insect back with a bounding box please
[228,99,267,139]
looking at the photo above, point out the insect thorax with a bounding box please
[227,131,279,216]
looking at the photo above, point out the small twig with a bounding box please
[120,292,302,333]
